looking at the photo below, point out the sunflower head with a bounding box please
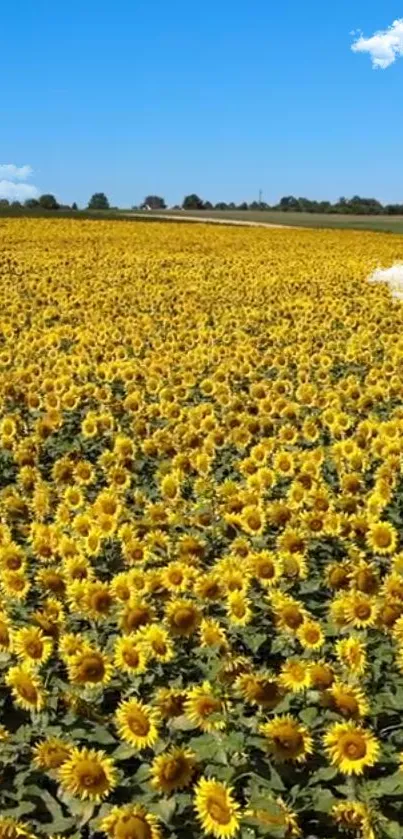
[165,598,201,636]
[58,746,117,802]
[194,777,241,839]
[260,714,313,763]
[323,721,380,775]
[150,746,197,794]
[33,736,73,770]
[115,698,160,750]
[100,804,161,839]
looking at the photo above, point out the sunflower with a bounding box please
[68,646,114,687]
[150,746,197,794]
[82,580,114,621]
[13,626,53,667]
[199,618,229,651]
[185,682,226,732]
[154,687,187,720]
[165,598,201,636]
[0,817,37,839]
[323,722,380,775]
[115,698,160,750]
[279,660,311,692]
[297,619,324,650]
[325,681,369,719]
[58,746,117,802]
[325,561,351,590]
[335,637,367,675]
[239,505,265,536]
[309,660,335,690]
[331,801,374,839]
[367,520,397,555]
[194,777,241,839]
[33,736,73,770]
[246,797,301,838]
[58,632,86,663]
[100,804,161,839]
[249,551,282,587]
[0,610,12,652]
[271,595,307,633]
[260,715,313,762]
[136,623,175,662]
[114,634,148,674]
[1,571,30,601]
[161,561,194,593]
[345,593,379,629]
[6,664,46,712]
[119,599,155,633]
[194,572,223,601]
[236,672,284,709]
[226,592,252,625]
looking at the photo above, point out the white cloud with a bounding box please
[0,163,39,202]
[0,181,39,201]
[351,18,403,69]
[0,164,33,180]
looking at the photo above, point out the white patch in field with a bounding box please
[368,264,403,299]
[351,18,403,69]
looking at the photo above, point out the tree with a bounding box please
[237,202,248,210]
[11,201,22,208]
[0,199,10,208]
[278,196,300,212]
[88,192,110,210]
[142,195,166,210]
[71,202,78,211]
[215,202,228,210]
[183,194,204,210]
[39,194,59,210]
[24,198,40,209]
[203,201,213,210]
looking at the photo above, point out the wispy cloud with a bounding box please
[0,163,39,202]
[351,18,403,69]
[0,164,33,180]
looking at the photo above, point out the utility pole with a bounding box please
[258,189,263,208]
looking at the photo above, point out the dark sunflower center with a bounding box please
[80,654,105,681]
[282,607,303,629]
[127,712,150,736]
[197,697,220,717]
[355,604,371,620]
[207,797,231,825]
[78,763,106,788]
[343,737,366,759]
[123,647,140,667]
[18,679,38,702]
[26,640,44,658]
[274,731,302,752]
[115,816,152,839]
[163,758,185,782]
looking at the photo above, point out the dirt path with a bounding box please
[125,212,292,229]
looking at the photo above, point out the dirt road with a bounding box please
[125,212,291,229]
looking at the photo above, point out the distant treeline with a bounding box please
[3,192,403,217]
[165,194,403,216]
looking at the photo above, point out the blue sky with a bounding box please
[1,0,403,206]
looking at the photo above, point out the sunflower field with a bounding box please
[2,218,403,839]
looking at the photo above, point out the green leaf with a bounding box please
[113,743,136,760]
[155,797,176,824]
[381,821,402,839]
[366,772,403,797]
[299,707,318,726]
[310,787,335,813]
[311,765,339,783]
